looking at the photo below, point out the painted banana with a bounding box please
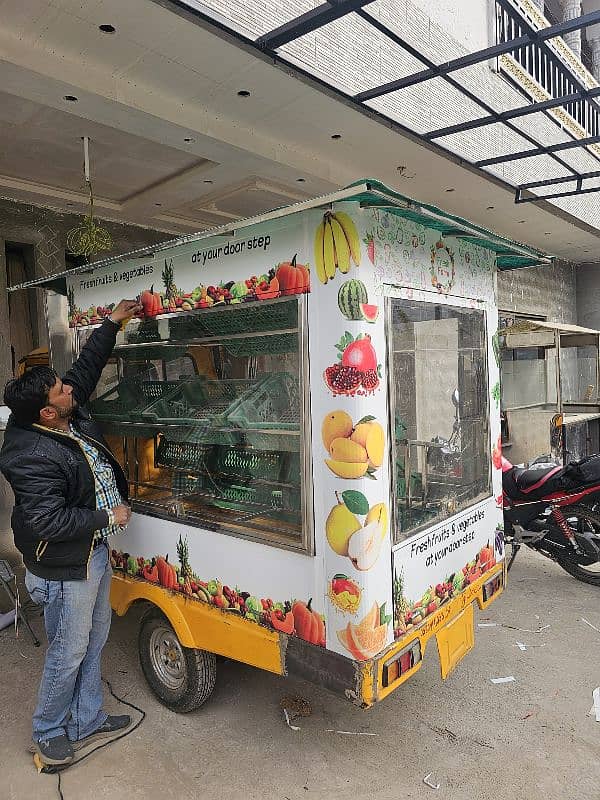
[323,219,336,281]
[314,219,327,284]
[333,211,361,266]
[329,216,351,274]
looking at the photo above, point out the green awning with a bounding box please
[346,179,550,270]
[8,178,550,293]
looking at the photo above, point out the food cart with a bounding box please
[9,181,547,711]
[500,320,600,466]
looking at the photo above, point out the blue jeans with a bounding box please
[24,543,112,743]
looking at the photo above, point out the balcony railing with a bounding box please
[496,0,600,139]
[543,0,595,74]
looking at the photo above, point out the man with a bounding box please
[0,298,142,766]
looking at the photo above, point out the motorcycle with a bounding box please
[427,389,462,477]
[502,453,600,585]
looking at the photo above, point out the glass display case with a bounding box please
[387,298,491,540]
[78,298,309,550]
[500,320,600,464]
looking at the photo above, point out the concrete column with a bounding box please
[530,0,545,11]
[589,35,600,82]
[576,263,600,330]
[560,0,583,59]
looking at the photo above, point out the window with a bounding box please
[86,298,310,552]
[387,299,491,540]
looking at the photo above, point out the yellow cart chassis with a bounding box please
[111,562,504,708]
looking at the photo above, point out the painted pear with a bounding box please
[365,503,388,540]
[326,495,362,556]
[347,519,384,570]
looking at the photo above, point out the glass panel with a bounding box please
[388,299,491,540]
[560,345,599,404]
[88,299,307,551]
[501,346,558,409]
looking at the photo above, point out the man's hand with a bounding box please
[111,504,132,527]
[109,299,143,324]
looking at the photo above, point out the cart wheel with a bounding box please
[138,609,216,713]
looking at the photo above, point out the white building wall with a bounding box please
[409,0,493,50]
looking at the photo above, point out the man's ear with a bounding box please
[39,406,56,424]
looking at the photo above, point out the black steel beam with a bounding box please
[255,0,374,50]
[519,169,600,190]
[516,185,600,203]
[354,8,600,102]
[477,133,600,166]
[426,87,600,140]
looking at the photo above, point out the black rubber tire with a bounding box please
[555,505,600,587]
[138,609,216,713]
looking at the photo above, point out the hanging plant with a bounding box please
[66,137,112,259]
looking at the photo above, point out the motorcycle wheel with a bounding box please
[555,505,600,586]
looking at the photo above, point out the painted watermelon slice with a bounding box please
[360,303,379,323]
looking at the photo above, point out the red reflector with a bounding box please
[382,640,422,687]
[399,651,412,673]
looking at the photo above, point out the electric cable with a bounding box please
[39,677,146,800]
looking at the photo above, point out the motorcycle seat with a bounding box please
[512,465,563,493]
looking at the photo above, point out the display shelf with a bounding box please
[89,378,181,422]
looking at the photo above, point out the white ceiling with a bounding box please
[0,0,598,263]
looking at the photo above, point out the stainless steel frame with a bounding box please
[385,294,492,545]
[61,294,314,556]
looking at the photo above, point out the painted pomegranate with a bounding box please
[341,334,377,372]
[324,334,381,396]
[361,369,380,391]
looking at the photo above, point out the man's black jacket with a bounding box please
[0,318,128,581]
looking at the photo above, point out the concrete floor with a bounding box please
[1,532,600,800]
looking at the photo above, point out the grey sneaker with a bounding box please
[34,734,74,766]
[72,714,131,750]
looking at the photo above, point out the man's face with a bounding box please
[43,378,77,422]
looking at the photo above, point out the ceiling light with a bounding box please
[237,90,251,97]
[155,203,162,207]
[98,24,116,33]
[445,188,455,192]
[518,220,526,223]
[331,134,342,140]
[64,95,78,102]
[203,179,213,184]
[183,137,195,143]
[487,206,494,210]
[544,232,551,235]
[296,178,306,182]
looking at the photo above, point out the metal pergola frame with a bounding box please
[161,0,600,207]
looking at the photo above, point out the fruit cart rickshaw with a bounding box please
[9,181,548,711]
[500,319,600,466]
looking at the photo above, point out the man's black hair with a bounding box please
[3,366,59,426]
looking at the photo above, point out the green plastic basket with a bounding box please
[142,377,261,425]
[224,373,301,451]
[155,437,216,471]
[212,483,301,514]
[227,372,300,429]
[90,379,179,422]
[187,299,298,338]
[214,447,299,483]
[222,333,298,358]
